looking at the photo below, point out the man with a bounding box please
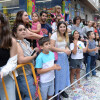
[40,10,52,37]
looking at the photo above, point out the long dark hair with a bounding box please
[0,12,12,49]
[69,30,81,43]
[14,10,30,28]
[57,21,69,42]
[73,16,81,24]
[15,11,25,24]
[12,23,25,38]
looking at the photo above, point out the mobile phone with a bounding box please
[31,50,36,56]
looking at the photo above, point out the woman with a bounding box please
[12,23,38,100]
[51,21,71,98]
[0,12,17,100]
[82,20,94,38]
[14,11,42,48]
[71,16,84,39]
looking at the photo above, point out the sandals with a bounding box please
[78,84,84,90]
[71,86,77,93]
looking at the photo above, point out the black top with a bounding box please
[0,48,10,67]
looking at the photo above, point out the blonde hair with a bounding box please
[57,31,69,43]
[57,21,69,43]
[55,5,61,13]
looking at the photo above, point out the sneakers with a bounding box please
[61,91,68,98]
[92,75,99,77]
[86,77,91,80]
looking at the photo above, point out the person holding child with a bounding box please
[14,11,42,48]
[35,37,61,100]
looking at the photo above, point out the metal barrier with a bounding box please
[2,63,42,100]
[2,78,9,100]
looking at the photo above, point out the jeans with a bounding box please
[0,75,16,100]
[86,55,96,77]
[16,75,36,100]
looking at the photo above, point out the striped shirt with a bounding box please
[17,39,34,75]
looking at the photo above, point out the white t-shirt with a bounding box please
[70,41,85,59]
[51,22,57,33]
[51,32,67,53]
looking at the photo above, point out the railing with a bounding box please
[2,63,42,100]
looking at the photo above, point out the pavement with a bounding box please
[61,63,100,100]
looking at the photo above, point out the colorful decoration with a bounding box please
[27,0,32,19]
[32,0,35,12]
[27,0,35,20]
[3,6,8,15]
[62,0,71,21]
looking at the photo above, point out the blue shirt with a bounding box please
[35,51,55,83]
[41,23,52,37]
[88,40,96,56]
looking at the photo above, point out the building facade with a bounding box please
[67,0,99,21]
[0,0,99,23]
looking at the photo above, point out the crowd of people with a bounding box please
[0,5,100,100]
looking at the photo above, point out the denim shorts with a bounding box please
[40,80,54,100]
[70,59,83,69]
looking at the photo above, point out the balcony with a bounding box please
[81,0,99,11]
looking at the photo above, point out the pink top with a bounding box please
[53,13,63,18]
[32,21,43,36]
[32,21,43,49]
[51,13,64,25]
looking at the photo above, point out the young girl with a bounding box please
[51,21,71,98]
[29,12,43,49]
[70,30,88,91]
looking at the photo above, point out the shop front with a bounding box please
[0,0,73,25]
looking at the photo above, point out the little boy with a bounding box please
[86,31,99,79]
[35,37,61,100]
